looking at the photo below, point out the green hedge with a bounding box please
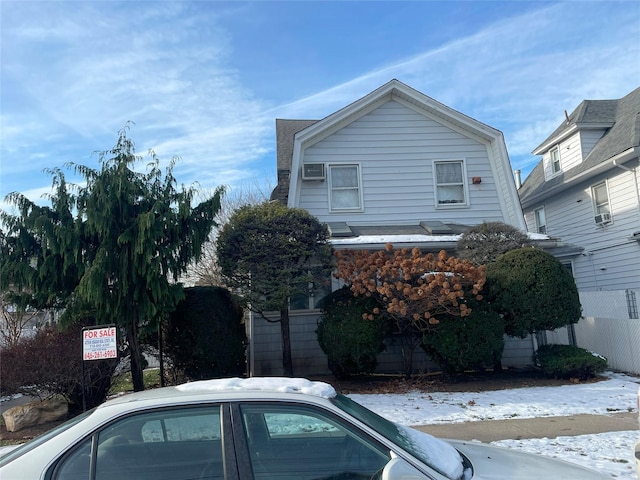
[422,300,505,373]
[535,344,607,380]
[165,286,246,381]
[317,287,388,378]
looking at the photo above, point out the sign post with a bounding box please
[81,325,117,411]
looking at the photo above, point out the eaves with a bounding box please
[521,146,639,209]
[532,122,614,155]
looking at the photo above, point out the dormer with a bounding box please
[532,100,617,181]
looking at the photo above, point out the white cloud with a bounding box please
[2,1,638,203]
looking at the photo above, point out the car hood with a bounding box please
[448,440,608,480]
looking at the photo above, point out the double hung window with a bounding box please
[592,182,610,215]
[329,164,362,211]
[550,147,561,174]
[534,207,547,234]
[591,181,612,225]
[435,160,466,206]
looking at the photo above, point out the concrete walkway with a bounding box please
[414,412,638,442]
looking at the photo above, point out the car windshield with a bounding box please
[0,408,94,466]
[331,393,465,480]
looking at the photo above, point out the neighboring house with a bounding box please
[519,87,640,300]
[250,79,535,376]
[518,87,640,374]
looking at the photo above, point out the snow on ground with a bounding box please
[351,371,640,479]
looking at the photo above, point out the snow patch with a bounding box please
[175,377,337,398]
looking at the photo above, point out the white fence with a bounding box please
[574,317,640,374]
[570,290,640,375]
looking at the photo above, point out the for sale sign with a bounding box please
[83,326,117,361]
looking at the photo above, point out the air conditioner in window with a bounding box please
[594,212,612,225]
[302,163,325,181]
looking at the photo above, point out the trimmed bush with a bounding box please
[456,221,532,265]
[422,300,505,373]
[535,344,607,380]
[317,287,388,378]
[164,286,246,381]
[485,248,582,338]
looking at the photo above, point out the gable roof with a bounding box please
[519,87,640,208]
[272,80,523,230]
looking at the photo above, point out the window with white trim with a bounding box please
[534,207,547,234]
[434,160,466,206]
[550,147,561,174]
[591,181,612,224]
[329,164,362,211]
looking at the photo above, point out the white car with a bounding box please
[0,377,608,480]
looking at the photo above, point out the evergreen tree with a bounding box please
[1,126,224,391]
[216,201,332,376]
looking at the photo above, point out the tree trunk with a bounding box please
[279,308,293,377]
[126,319,145,392]
[400,334,422,379]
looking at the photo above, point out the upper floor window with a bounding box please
[550,147,561,174]
[534,207,547,234]
[434,160,467,206]
[591,181,612,225]
[329,164,362,211]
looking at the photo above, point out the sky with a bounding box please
[1,1,639,214]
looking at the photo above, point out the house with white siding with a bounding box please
[519,87,640,300]
[249,79,541,376]
[518,87,640,373]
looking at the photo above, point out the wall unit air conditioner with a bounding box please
[594,212,612,225]
[302,163,326,180]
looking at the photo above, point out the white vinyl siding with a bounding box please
[580,129,607,159]
[542,133,584,180]
[523,166,640,292]
[297,101,504,226]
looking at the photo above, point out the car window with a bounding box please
[240,403,389,480]
[53,406,224,480]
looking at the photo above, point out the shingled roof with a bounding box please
[519,87,640,208]
[270,119,318,203]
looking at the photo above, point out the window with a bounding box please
[289,267,333,310]
[53,406,224,480]
[591,182,612,224]
[550,147,561,174]
[534,207,547,234]
[434,161,466,206]
[240,403,388,480]
[329,164,362,211]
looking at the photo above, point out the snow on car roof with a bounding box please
[175,377,337,399]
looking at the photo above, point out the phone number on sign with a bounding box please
[83,350,117,360]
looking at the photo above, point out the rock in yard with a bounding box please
[2,397,68,432]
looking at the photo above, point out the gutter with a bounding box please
[521,147,639,209]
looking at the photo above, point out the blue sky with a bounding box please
[1,1,639,212]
